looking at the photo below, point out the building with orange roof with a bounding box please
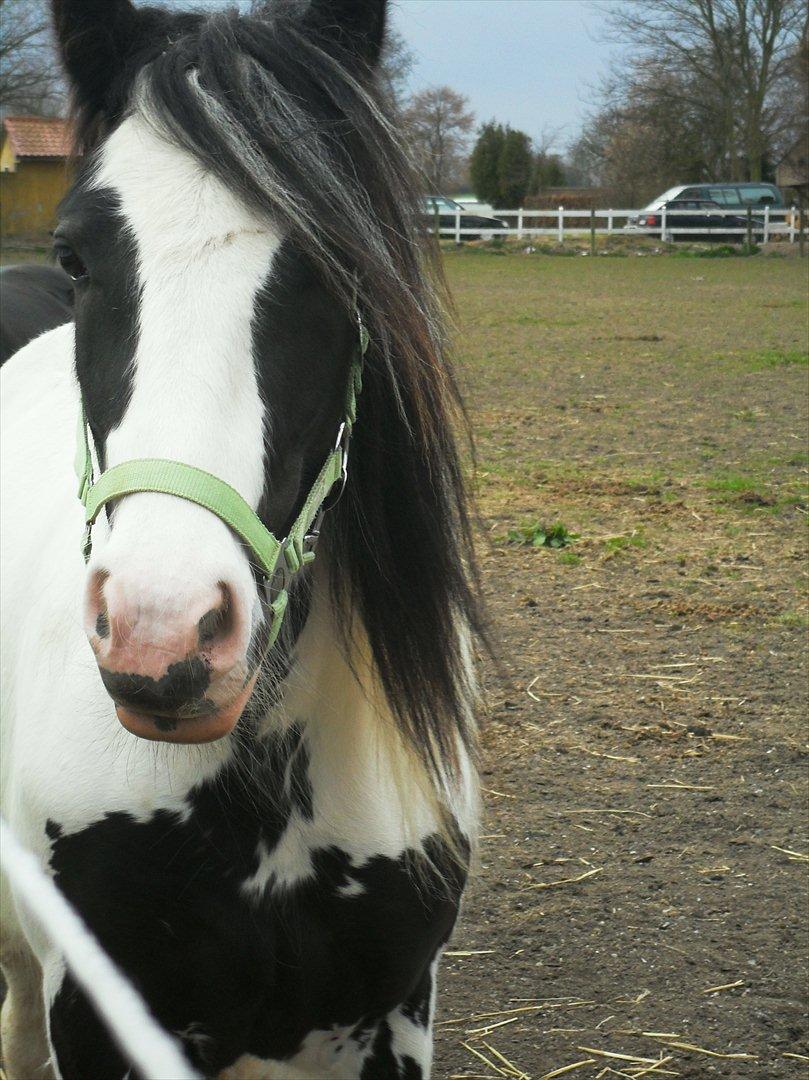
[1,116,74,239]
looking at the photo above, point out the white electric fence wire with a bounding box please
[0,817,200,1080]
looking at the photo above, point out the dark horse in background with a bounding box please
[0,264,74,365]
[0,0,484,1078]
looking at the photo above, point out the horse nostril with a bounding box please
[197,585,233,648]
[95,608,110,638]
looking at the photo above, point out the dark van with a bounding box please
[626,182,784,232]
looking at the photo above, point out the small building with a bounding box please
[1,116,73,239]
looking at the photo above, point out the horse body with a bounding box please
[1,2,482,1076]
[0,265,74,366]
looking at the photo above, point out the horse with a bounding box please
[0,264,74,365]
[0,1,484,1077]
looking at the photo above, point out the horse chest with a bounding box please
[45,736,465,1075]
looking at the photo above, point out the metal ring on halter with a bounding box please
[262,539,291,604]
[320,422,351,515]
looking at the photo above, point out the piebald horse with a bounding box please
[0,1,483,1077]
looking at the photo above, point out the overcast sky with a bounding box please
[390,0,626,152]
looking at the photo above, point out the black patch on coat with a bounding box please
[55,183,140,466]
[45,819,63,841]
[46,727,466,1076]
[360,1020,396,1077]
[50,979,132,1080]
[400,965,433,1028]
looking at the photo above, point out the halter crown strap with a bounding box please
[76,311,368,650]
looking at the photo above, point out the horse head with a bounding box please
[51,0,387,744]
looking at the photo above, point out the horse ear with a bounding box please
[304,0,388,70]
[51,0,147,117]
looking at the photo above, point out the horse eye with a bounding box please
[54,242,88,282]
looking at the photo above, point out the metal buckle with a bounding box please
[303,507,325,555]
[262,540,291,605]
[320,422,351,514]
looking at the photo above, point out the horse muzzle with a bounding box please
[113,676,257,744]
[86,570,256,743]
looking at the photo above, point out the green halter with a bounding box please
[75,314,369,650]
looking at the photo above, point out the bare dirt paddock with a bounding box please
[432,250,808,1080]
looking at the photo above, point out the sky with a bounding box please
[389,0,628,153]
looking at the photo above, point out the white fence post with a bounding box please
[763,204,770,244]
[661,205,668,242]
[789,206,796,243]
[557,205,564,244]
[454,207,461,244]
[607,209,613,234]
[517,207,524,239]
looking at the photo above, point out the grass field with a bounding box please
[434,251,809,1078]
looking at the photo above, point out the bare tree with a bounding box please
[0,0,64,116]
[605,0,806,181]
[569,81,712,205]
[402,86,474,193]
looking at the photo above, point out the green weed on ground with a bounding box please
[747,349,809,369]
[776,610,809,629]
[602,528,648,553]
[506,522,579,549]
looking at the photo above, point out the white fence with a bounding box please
[434,205,807,244]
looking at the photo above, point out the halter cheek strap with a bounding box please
[75,315,369,650]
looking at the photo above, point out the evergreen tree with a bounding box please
[498,128,533,207]
[470,122,504,205]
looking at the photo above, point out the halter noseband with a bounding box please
[75,311,369,651]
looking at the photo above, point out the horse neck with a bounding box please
[261,560,475,849]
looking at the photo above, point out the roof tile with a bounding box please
[3,116,73,159]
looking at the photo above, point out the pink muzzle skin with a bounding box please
[85,571,256,744]
[116,674,258,744]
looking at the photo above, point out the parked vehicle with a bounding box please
[421,195,506,238]
[627,198,764,241]
[625,182,782,236]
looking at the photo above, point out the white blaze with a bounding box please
[89,111,282,609]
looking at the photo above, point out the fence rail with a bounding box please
[435,205,807,246]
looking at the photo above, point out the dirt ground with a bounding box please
[432,251,808,1079]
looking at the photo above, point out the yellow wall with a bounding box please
[1,159,72,238]
[0,136,17,172]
